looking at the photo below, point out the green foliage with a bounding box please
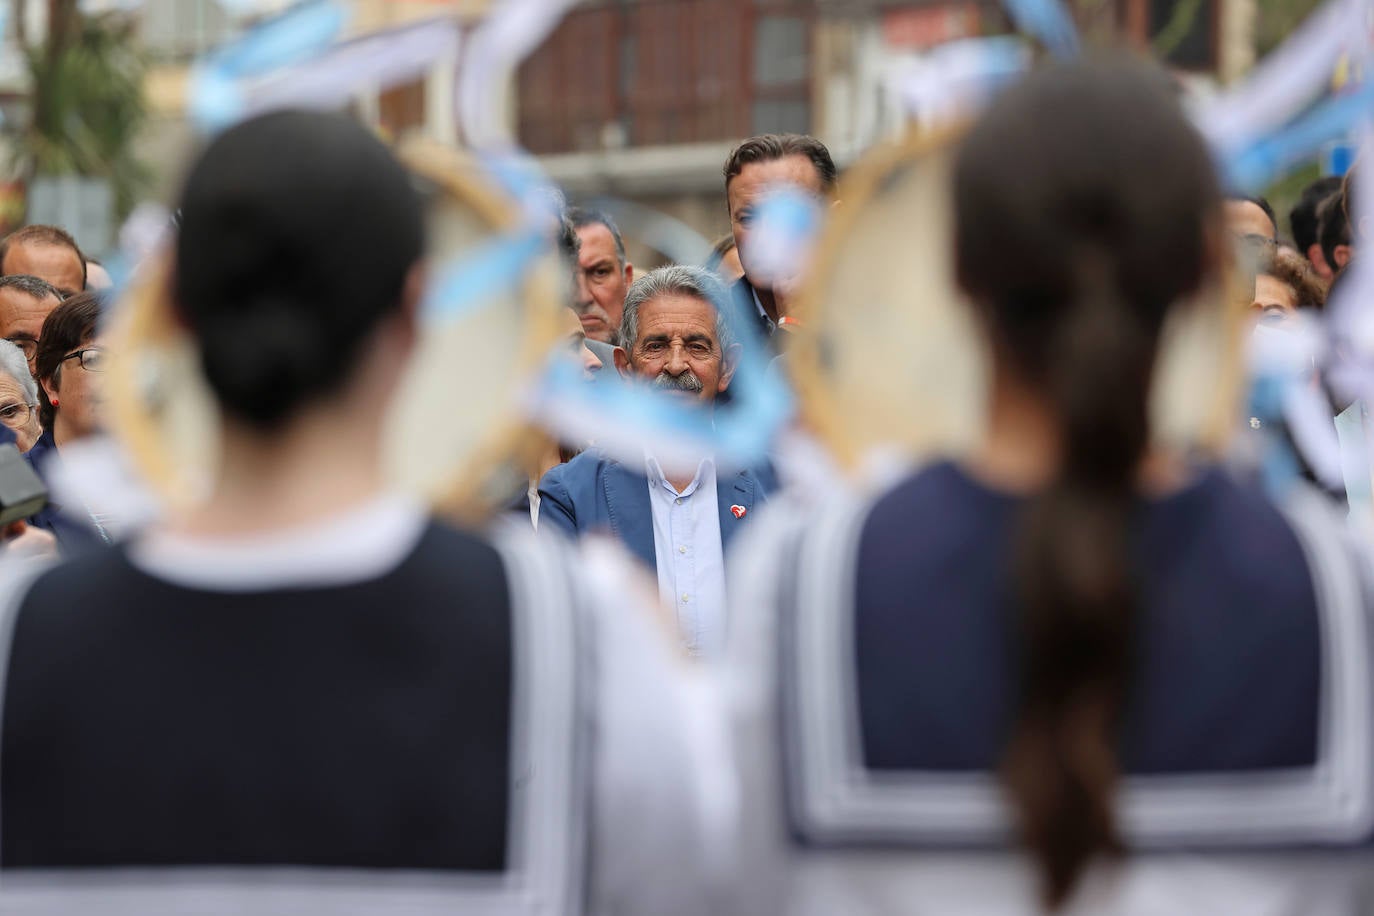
[16,9,149,218]
[1256,0,1324,57]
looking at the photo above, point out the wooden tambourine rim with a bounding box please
[784,122,1246,470]
[104,138,564,521]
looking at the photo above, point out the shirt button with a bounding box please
[675,497,683,505]
[679,546,687,554]
[681,593,690,603]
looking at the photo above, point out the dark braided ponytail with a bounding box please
[951,60,1221,908]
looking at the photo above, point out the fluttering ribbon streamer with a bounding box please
[890,37,1030,129]
[521,193,797,473]
[1222,80,1374,192]
[1000,0,1080,59]
[240,17,461,121]
[188,0,349,133]
[1197,0,1369,154]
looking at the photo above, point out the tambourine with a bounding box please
[104,137,566,522]
[786,125,1249,472]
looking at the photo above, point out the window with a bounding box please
[518,0,813,154]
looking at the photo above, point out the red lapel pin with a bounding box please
[730,504,747,519]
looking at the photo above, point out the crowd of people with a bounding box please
[0,55,1368,915]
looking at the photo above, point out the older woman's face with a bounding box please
[1252,273,1299,325]
[0,370,40,452]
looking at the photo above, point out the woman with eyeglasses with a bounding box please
[24,292,109,551]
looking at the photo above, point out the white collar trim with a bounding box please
[127,495,428,593]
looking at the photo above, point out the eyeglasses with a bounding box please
[4,337,36,360]
[60,347,106,372]
[0,402,33,429]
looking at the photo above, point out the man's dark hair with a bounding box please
[0,225,87,289]
[174,109,424,430]
[566,206,626,267]
[1290,176,1344,254]
[724,134,837,195]
[0,274,62,304]
[1318,193,1352,275]
[557,214,580,266]
[33,291,100,429]
[1230,195,1277,239]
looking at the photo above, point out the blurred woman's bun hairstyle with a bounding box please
[172,109,424,430]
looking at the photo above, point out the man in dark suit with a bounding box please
[539,265,776,655]
[722,134,838,347]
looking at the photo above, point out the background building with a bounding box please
[517,0,1261,265]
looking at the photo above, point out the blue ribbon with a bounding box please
[1001,0,1080,59]
[189,0,348,133]
[1225,81,1374,191]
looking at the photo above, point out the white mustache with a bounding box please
[651,370,703,392]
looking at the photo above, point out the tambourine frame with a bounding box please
[104,138,565,522]
[784,122,1247,471]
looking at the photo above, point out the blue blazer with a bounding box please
[537,450,777,571]
[25,429,104,555]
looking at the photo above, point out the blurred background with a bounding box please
[0,0,1335,262]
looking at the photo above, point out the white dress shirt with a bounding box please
[645,454,727,656]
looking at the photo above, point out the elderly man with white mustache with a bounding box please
[537,265,777,657]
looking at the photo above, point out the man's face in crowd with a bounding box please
[3,243,83,297]
[614,293,734,405]
[728,155,825,292]
[0,288,61,375]
[558,306,604,379]
[572,223,633,343]
[1252,273,1298,325]
[1225,200,1277,243]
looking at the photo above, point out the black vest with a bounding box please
[1,522,516,871]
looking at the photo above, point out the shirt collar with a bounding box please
[644,452,715,498]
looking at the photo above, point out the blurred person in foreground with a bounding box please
[568,206,634,347]
[0,275,63,376]
[726,58,1374,915]
[539,265,777,656]
[0,224,86,297]
[24,293,112,552]
[724,134,837,342]
[0,110,732,916]
[1290,176,1344,280]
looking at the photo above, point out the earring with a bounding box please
[50,398,57,407]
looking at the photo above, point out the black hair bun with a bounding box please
[197,296,335,429]
[172,110,424,430]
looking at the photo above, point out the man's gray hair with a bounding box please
[618,264,734,353]
[0,339,37,406]
[0,274,61,302]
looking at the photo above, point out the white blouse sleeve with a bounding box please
[573,535,743,916]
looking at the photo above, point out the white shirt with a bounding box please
[645,454,727,656]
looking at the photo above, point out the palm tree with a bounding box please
[12,0,149,220]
